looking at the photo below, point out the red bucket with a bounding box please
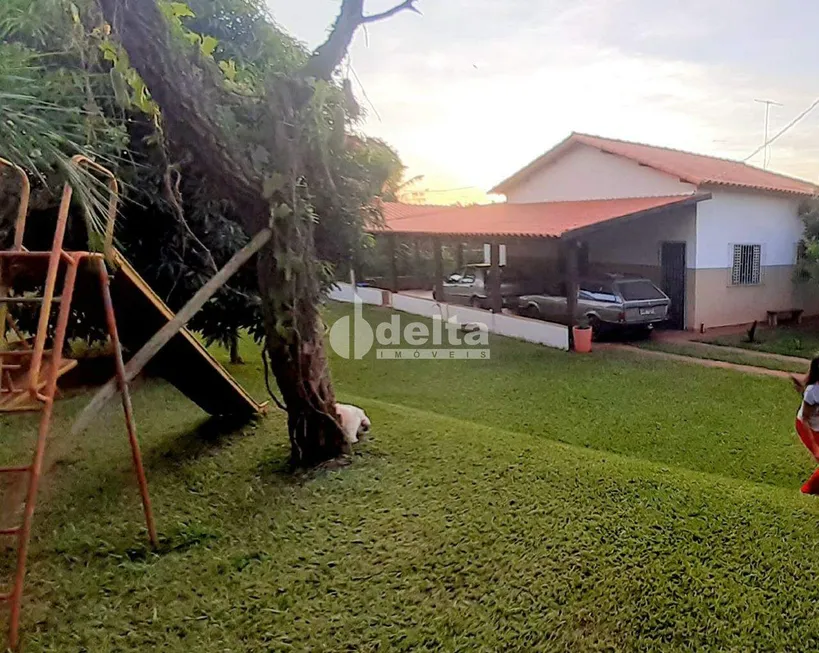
[572,326,592,353]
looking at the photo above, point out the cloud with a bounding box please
[269,0,819,193]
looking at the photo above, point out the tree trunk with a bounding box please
[97,0,348,466]
[264,334,346,467]
[96,0,418,467]
[257,245,347,467]
[229,330,244,365]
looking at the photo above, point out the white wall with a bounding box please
[443,304,568,350]
[490,312,570,350]
[505,144,696,203]
[694,190,802,269]
[329,283,570,351]
[328,283,384,305]
[585,205,697,269]
[392,293,446,319]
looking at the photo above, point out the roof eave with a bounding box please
[697,181,818,197]
[490,131,819,198]
[372,229,560,240]
[561,192,712,239]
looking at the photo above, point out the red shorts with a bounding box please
[795,418,819,494]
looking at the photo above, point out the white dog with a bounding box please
[335,403,371,445]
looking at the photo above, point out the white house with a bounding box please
[488,133,819,330]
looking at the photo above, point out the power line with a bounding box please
[349,63,382,122]
[744,96,819,164]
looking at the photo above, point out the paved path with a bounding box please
[674,340,810,366]
[600,343,793,379]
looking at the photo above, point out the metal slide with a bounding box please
[109,252,263,418]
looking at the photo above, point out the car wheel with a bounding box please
[469,296,481,309]
[526,304,541,320]
[588,316,603,340]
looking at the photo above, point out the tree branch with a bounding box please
[362,0,420,24]
[97,0,267,228]
[301,0,420,80]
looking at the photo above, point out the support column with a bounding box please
[433,236,444,302]
[455,242,464,270]
[387,233,398,293]
[489,241,502,313]
[352,254,363,288]
[564,238,579,341]
[414,237,425,288]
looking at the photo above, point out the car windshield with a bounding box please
[616,280,665,301]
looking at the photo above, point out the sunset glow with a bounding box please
[270,0,819,205]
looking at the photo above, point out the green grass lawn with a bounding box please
[6,302,819,650]
[705,324,819,359]
[637,339,807,373]
[331,305,807,489]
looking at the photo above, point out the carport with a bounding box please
[370,193,710,329]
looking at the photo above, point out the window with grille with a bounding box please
[731,244,761,285]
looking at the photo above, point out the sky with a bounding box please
[267,0,819,203]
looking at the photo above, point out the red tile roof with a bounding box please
[491,132,818,197]
[376,194,710,239]
[377,202,459,221]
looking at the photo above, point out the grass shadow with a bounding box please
[144,414,260,473]
[255,453,331,486]
[34,416,259,563]
[255,434,383,487]
[29,414,260,540]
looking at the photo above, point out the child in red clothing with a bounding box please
[792,357,819,494]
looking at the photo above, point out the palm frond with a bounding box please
[0,40,128,248]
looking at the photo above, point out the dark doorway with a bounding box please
[660,242,686,330]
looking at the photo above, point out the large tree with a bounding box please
[91,0,419,466]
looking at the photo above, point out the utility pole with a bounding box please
[754,98,782,169]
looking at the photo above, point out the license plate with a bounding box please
[639,307,656,316]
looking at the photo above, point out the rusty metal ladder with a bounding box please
[0,156,157,650]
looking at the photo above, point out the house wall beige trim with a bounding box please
[693,266,819,328]
[686,269,697,331]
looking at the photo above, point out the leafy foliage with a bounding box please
[796,198,819,284]
[0,0,130,241]
[0,0,404,360]
[2,0,415,464]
